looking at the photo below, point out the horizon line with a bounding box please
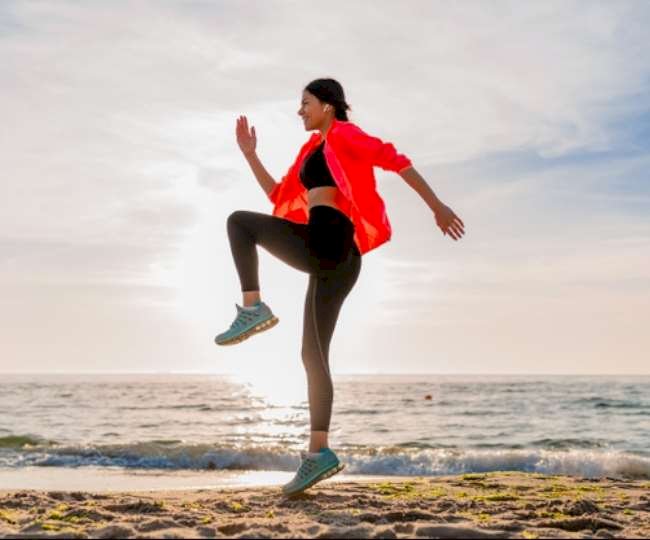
[1,371,648,377]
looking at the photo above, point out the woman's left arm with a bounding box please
[337,124,465,240]
[399,166,465,241]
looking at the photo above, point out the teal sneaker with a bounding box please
[281,448,345,497]
[214,301,279,346]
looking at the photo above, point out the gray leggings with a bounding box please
[226,206,362,432]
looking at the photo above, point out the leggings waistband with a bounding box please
[308,205,354,228]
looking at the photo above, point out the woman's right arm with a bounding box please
[243,150,278,199]
[236,115,278,199]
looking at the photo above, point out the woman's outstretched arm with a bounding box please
[244,150,277,199]
[399,165,442,213]
[399,166,465,241]
[336,123,465,241]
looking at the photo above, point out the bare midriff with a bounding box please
[307,186,351,215]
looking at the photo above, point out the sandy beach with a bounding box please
[1,471,649,539]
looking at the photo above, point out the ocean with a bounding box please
[1,373,649,490]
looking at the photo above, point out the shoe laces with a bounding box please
[296,451,320,478]
[231,305,260,328]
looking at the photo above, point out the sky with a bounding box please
[1,0,649,377]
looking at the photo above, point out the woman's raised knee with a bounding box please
[228,209,246,223]
[227,210,252,229]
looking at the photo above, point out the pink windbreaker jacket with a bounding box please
[267,117,412,255]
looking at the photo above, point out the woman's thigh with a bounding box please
[302,251,362,360]
[229,210,320,275]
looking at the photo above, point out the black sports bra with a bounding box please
[299,140,337,190]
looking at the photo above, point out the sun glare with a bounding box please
[229,366,306,408]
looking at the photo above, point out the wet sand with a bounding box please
[1,471,649,538]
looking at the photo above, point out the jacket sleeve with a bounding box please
[268,156,298,205]
[341,124,413,173]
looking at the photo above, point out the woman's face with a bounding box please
[298,90,328,131]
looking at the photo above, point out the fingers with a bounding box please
[450,224,462,240]
[441,210,466,241]
[440,220,464,241]
[449,222,464,240]
[236,115,254,138]
[448,210,464,231]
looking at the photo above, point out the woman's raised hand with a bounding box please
[434,202,465,241]
[236,115,257,157]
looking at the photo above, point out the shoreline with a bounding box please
[0,465,423,493]
[1,471,649,538]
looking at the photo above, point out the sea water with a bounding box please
[1,373,649,489]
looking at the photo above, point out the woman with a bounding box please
[216,78,465,496]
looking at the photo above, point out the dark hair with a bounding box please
[304,78,351,121]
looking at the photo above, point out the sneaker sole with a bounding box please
[215,315,280,346]
[282,462,346,497]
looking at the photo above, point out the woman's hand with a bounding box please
[236,115,257,157]
[434,202,465,241]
